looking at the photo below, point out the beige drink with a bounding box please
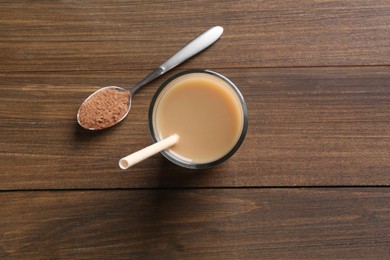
[150,71,247,168]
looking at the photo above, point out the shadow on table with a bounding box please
[138,160,226,254]
[72,121,116,141]
[71,120,123,155]
[153,155,226,187]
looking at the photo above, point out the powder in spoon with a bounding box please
[78,88,130,130]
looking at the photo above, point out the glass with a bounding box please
[148,69,248,169]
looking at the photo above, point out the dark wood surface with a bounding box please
[1,67,390,189]
[1,0,389,258]
[2,189,389,259]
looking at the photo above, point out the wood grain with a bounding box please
[1,188,389,259]
[1,67,390,189]
[1,1,390,258]
[1,0,390,72]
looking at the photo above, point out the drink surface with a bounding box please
[154,73,243,164]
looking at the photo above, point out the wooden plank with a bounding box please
[1,188,389,258]
[1,67,390,189]
[1,0,390,71]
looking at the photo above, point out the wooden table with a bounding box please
[1,1,389,258]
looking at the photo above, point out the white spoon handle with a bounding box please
[130,26,223,94]
[160,26,224,72]
[119,134,179,169]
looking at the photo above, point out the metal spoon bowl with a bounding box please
[77,26,224,130]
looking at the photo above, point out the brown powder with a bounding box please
[78,88,130,130]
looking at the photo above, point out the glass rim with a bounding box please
[148,69,248,169]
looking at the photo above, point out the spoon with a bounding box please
[77,26,224,130]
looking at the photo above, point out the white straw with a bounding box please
[119,134,179,170]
